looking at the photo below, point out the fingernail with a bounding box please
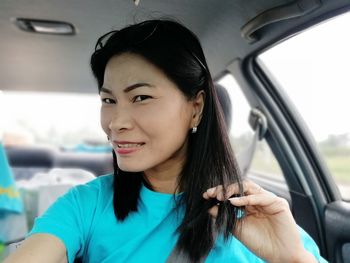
[207,187,215,194]
[228,197,241,202]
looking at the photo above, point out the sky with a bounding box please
[258,12,350,142]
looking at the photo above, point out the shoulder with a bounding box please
[84,173,113,190]
[72,173,114,197]
[25,174,115,262]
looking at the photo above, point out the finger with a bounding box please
[208,203,219,218]
[204,184,240,201]
[229,192,273,207]
[224,180,265,198]
[229,192,288,215]
[202,191,220,200]
[216,185,226,201]
[224,183,242,199]
[203,186,216,198]
[203,181,266,201]
[242,180,265,195]
[205,185,223,199]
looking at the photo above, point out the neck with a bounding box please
[143,138,189,194]
[143,157,184,194]
[142,174,179,194]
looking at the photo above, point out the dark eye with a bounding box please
[101,98,115,104]
[133,95,152,102]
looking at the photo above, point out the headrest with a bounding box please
[215,83,232,129]
[5,146,55,168]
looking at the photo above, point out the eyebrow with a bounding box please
[100,83,154,94]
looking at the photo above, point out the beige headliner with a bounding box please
[0,0,347,93]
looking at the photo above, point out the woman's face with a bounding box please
[100,53,204,174]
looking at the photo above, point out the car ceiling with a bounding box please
[0,0,349,93]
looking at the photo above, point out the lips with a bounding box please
[112,140,145,154]
[114,141,145,148]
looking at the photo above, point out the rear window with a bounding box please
[1,91,106,148]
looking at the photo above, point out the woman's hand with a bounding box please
[202,180,317,263]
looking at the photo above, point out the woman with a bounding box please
[4,19,326,263]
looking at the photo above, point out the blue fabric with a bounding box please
[26,174,327,263]
[0,142,23,214]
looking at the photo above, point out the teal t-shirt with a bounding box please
[26,174,327,263]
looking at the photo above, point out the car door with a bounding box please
[219,1,350,262]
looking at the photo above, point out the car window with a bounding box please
[217,74,285,182]
[1,91,112,187]
[1,91,106,147]
[257,12,350,200]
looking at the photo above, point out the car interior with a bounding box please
[1,0,350,262]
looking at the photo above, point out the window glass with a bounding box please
[1,91,112,184]
[258,12,350,200]
[1,91,107,148]
[217,74,284,181]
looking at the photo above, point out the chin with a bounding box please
[117,162,147,173]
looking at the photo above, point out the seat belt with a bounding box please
[166,246,206,263]
[236,108,268,177]
[166,219,218,263]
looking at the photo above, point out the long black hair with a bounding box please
[90,19,244,262]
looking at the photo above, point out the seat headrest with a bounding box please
[215,83,232,129]
[5,146,55,167]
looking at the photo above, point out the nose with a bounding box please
[108,107,134,132]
